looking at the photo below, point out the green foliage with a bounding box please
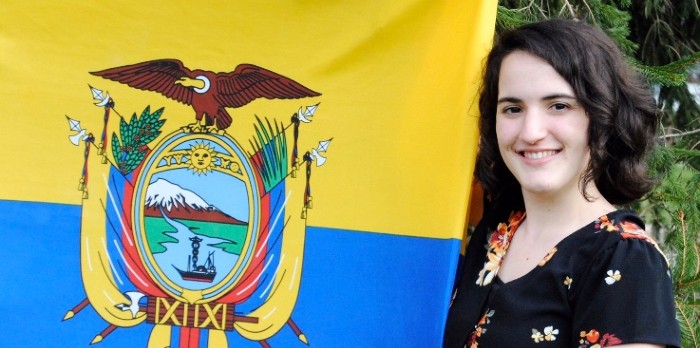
[632,52,700,87]
[496,0,637,54]
[247,116,288,192]
[496,6,535,30]
[111,106,166,174]
[639,147,700,348]
[497,1,700,345]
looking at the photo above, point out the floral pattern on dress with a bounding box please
[577,329,622,347]
[465,309,495,348]
[475,211,525,286]
[604,270,621,285]
[619,220,671,265]
[598,216,671,266]
[539,247,558,266]
[564,276,573,289]
[453,210,680,347]
[532,326,559,343]
[594,215,619,232]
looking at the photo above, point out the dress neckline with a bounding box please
[494,209,629,286]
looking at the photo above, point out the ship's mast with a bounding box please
[204,251,216,271]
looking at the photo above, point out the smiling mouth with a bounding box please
[520,150,559,159]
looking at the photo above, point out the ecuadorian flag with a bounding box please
[0,1,496,347]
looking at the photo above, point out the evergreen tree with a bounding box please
[495,1,700,346]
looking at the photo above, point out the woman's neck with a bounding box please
[519,184,616,242]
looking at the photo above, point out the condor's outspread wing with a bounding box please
[214,64,321,108]
[90,59,195,105]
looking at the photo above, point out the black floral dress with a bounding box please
[443,208,681,348]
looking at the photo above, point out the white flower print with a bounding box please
[476,257,500,286]
[605,270,621,285]
[532,326,559,343]
[544,326,559,341]
[564,276,573,289]
[532,329,544,343]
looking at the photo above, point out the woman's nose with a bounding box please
[519,111,547,144]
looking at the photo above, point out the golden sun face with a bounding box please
[187,142,216,175]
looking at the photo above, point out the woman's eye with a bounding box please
[503,106,522,114]
[551,103,569,111]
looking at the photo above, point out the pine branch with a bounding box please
[634,52,700,86]
[676,300,700,348]
[661,128,700,140]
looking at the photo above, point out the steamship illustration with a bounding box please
[173,236,217,283]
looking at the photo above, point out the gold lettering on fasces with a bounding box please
[151,298,228,329]
[220,304,227,329]
[156,297,182,326]
[193,302,200,327]
[198,303,225,329]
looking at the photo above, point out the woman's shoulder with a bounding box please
[565,211,680,347]
[559,210,670,282]
[571,210,666,259]
[564,210,672,293]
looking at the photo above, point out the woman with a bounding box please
[444,19,681,347]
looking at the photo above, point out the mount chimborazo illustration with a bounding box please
[144,178,245,225]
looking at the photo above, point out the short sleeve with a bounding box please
[571,233,681,347]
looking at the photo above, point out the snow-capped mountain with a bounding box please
[146,178,213,212]
[144,178,245,224]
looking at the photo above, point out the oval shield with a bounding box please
[132,131,261,303]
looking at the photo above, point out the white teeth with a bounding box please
[523,150,557,159]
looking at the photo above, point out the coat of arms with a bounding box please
[63,59,330,347]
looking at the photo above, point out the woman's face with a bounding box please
[495,51,591,200]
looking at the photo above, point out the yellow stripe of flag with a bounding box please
[0,1,496,239]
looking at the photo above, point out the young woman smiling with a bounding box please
[444,20,681,348]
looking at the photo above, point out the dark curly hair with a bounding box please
[475,19,659,206]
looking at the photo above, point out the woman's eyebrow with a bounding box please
[497,94,577,104]
[541,93,577,101]
[497,97,522,104]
